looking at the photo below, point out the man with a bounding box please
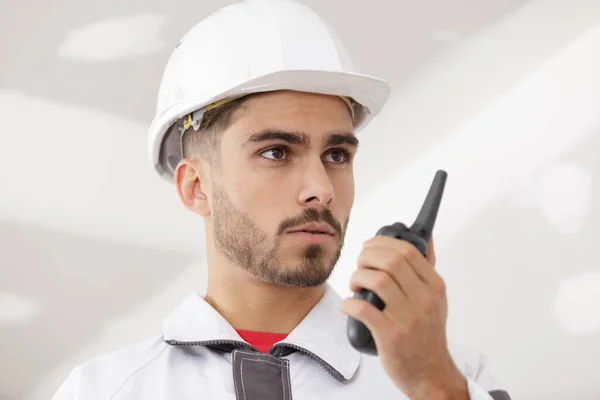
[53,0,511,399]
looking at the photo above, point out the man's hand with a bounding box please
[341,236,469,400]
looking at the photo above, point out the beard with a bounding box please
[212,186,349,288]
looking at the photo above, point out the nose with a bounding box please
[297,159,335,207]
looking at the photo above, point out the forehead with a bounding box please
[225,90,355,143]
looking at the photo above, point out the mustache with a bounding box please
[277,208,343,236]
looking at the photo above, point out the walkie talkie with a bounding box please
[347,170,448,355]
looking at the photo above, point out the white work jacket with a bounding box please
[52,284,511,400]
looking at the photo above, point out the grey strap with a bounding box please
[232,349,293,400]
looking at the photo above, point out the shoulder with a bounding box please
[52,335,168,400]
[357,342,510,397]
[448,342,489,372]
[447,342,508,392]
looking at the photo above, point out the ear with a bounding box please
[174,159,212,217]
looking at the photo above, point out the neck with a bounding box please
[204,255,325,334]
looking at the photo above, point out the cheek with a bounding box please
[222,167,294,219]
[332,170,355,209]
[221,158,355,221]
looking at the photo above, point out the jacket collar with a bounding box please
[162,283,361,380]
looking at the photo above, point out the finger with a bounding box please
[341,296,392,336]
[349,267,407,307]
[358,246,425,302]
[364,235,438,285]
[394,239,446,296]
[426,236,436,265]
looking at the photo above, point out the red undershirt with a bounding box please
[236,329,289,352]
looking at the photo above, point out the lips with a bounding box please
[287,223,335,236]
[297,230,331,235]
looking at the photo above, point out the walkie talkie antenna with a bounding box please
[409,170,447,241]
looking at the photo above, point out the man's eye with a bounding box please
[261,147,287,160]
[324,149,351,163]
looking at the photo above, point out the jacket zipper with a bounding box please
[269,343,346,382]
[165,339,346,382]
[164,338,257,352]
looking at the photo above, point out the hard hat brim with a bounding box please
[148,69,390,182]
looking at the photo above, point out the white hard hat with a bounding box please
[148,0,390,182]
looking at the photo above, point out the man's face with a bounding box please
[209,90,356,288]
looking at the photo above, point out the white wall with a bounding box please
[332,19,600,400]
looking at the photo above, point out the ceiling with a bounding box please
[2,0,600,399]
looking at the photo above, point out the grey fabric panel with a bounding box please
[232,349,292,400]
[489,389,512,400]
[206,343,249,353]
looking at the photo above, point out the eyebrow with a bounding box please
[242,128,359,149]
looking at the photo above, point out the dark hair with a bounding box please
[181,94,255,165]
